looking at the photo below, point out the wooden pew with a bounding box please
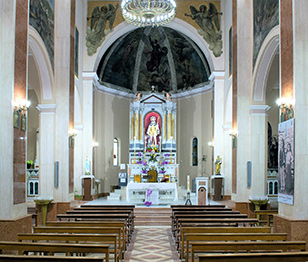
[185,232,288,261]
[33,226,124,258]
[18,233,120,262]
[45,221,128,249]
[255,209,278,226]
[179,226,272,260]
[190,241,306,262]
[198,252,308,262]
[0,241,109,261]
[0,255,105,262]
[176,218,258,247]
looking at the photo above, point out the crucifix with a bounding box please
[151,85,155,92]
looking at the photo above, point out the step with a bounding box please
[135,216,171,222]
[135,221,171,226]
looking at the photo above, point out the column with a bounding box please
[167,103,172,140]
[210,72,225,165]
[171,111,175,139]
[130,106,134,141]
[163,108,167,141]
[233,0,253,201]
[134,108,139,140]
[0,0,16,219]
[37,104,56,199]
[248,105,270,197]
[54,0,71,202]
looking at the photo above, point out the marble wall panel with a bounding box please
[0,215,32,242]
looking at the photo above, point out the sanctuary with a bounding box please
[126,91,179,204]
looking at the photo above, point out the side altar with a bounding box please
[126,91,179,204]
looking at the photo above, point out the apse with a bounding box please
[96,26,211,94]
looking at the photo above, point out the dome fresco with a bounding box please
[97,26,211,93]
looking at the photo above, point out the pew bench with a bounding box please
[197,251,308,262]
[184,232,288,261]
[33,226,124,258]
[18,233,120,262]
[179,226,272,260]
[190,241,306,262]
[0,255,106,262]
[255,209,278,226]
[0,241,109,261]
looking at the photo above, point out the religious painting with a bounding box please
[184,2,223,57]
[13,110,20,129]
[21,113,27,131]
[29,0,54,71]
[97,26,210,93]
[74,27,79,78]
[253,0,279,67]
[192,137,198,166]
[144,112,162,150]
[278,118,294,205]
[86,1,122,56]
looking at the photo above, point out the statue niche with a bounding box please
[144,112,161,149]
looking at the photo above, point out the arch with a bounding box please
[28,26,54,102]
[252,26,279,102]
[93,18,216,74]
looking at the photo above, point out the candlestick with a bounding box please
[159,136,161,164]
[134,136,136,164]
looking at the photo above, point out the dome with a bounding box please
[96,26,211,94]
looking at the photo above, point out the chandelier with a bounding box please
[121,0,176,27]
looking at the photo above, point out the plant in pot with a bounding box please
[27,160,33,169]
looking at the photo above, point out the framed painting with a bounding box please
[13,110,20,129]
[74,27,79,78]
[21,113,27,131]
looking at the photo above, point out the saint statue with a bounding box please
[215,155,222,175]
[147,116,160,146]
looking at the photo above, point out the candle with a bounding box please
[159,136,161,164]
[187,175,190,192]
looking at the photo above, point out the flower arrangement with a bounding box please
[141,167,148,174]
[147,144,159,153]
[136,152,143,164]
[159,167,166,174]
[27,160,33,169]
[144,189,152,207]
[149,150,157,162]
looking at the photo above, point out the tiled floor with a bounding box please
[124,226,180,262]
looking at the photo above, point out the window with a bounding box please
[113,138,119,166]
[192,137,198,166]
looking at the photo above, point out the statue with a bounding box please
[147,116,160,146]
[215,155,222,175]
[185,3,223,57]
[86,4,119,56]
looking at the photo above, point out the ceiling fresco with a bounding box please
[97,27,211,93]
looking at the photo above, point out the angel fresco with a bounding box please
[86,4,119,56]
[185,3,223,57]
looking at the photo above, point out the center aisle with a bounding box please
[124,226,180,262]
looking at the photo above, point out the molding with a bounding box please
[248,105,271,115]
[82,71,96,82]
[36,104,57,113]
[74,125,84,131]
[253,26,280,102]
[209,71,226,81]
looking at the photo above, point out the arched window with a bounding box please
[192,137,198,166]
[274,181,278,195]
[269,181,273,195]
[113,138,119,166]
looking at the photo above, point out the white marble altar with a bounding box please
[126,182,178,204]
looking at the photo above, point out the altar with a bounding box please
[126,182,178,204]
[125,91,179,204]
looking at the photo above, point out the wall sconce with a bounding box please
[276,97,294,122]
[208,141,214,148]
[14,100,31,113]
[229,130,238,149]
[93,141,99,148]
[69,130,77,148]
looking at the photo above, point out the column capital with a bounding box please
[36,104,57,114]
[209,71,225,81]
[82,71,96,81]
[248,105,271,115]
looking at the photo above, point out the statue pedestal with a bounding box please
[34,199,53,226]
[211,175,224,201]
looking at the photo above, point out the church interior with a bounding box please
[1,0,308,261]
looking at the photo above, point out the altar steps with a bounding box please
[134,207,172,226]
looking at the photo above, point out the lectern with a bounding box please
[211,175,224,201]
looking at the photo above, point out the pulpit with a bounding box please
[81,175,95,201]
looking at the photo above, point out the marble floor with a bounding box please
[124,226,180,262]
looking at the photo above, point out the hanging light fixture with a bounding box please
[121,0,176,27]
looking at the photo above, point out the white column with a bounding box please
[286,0,308,220]
[37,104,56,199]
[53,0,71,202]
[0,0,16,219]
[233,0,254,201]
[248,105,270,197]
[74,125,84,195]
[210,71,225,169]
[223,125,232,196]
